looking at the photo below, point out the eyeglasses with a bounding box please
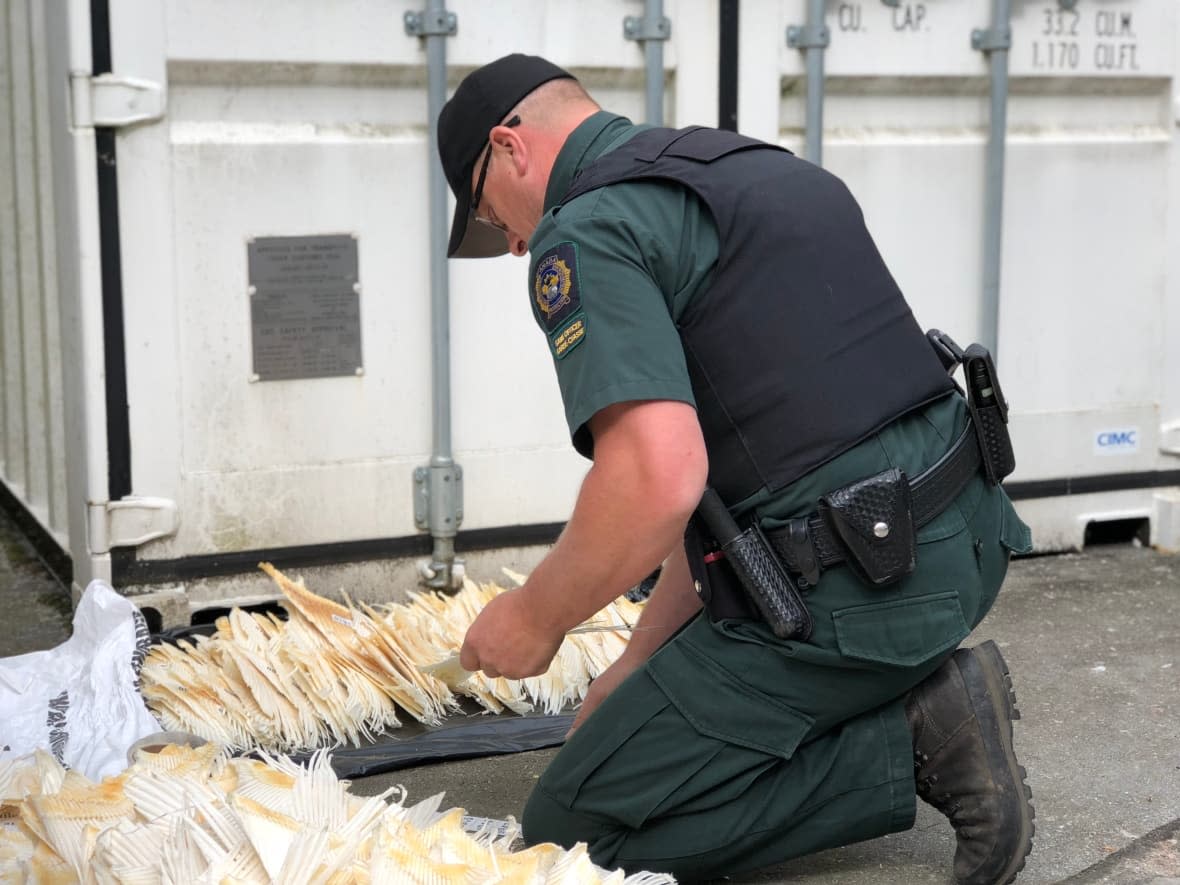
[471,115,520,231]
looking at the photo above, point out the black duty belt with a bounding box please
[765,422,982,587]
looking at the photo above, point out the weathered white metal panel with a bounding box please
[0,0,69,547]
[105,0,714,574]
[28,1,69,541]
[1002,1,1177,550]
[1160,5,1180,548]
[0,4,19,495]
[754,0,1178,552]
[11,0,722,604]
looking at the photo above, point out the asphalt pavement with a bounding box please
[2,505,1178,884]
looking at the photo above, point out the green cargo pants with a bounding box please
[521,395,1034,878]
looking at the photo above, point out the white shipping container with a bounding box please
[1,0,1177,627]
[739,0,1180,552]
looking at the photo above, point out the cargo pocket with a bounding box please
[648,639,815,760]
[579,636,818,830]
[832,591,969,668]
[540,637,814,834]
[539,678,671,809]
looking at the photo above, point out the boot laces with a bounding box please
[914,753,965,827]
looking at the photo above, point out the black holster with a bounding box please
[963,344,1015,485]
[685,517,757,621]
[688,492,813,641]
[928,330,1016,487]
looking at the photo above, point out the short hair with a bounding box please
[509,76,599,126]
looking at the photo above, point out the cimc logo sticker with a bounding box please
[1094,427,1140,455]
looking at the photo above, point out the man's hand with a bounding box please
[458,587,564,679]
[456,399,706,682]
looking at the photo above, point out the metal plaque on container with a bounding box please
[248,234,363,381]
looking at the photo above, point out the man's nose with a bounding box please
[507,232,528,257]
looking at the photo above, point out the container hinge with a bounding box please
[787,23,831,50]
[413,464,464,532]
[971,25,1012,53]
[404,8,457,38]
[624,14,672,43]
[89,496,179,554]
[69,73,166,129]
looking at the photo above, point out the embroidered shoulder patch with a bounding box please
[533,242,582,332]
[551,315,586,360]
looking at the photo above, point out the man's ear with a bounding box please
[494,125,527,176]
[490,124,517,152]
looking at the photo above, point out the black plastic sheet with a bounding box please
[290,714,573,778]
[149,625,573,779]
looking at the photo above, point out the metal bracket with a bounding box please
[403,8,457,38]
[413,464,464,532]
[972,26,1012,53]
[89,496,179,554]
[69,73,165,129]
[787,23,831,50]
[624,14,672,42]
[418,557,466,590]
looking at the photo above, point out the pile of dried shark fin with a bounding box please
[139,564,643,754]
[0,742,677,885]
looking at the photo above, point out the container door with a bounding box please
[0,0,70,559]
[94,0,720,593]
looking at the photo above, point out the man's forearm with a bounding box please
[518,457,695,635]
[515,401,708,639]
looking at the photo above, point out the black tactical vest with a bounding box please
[561,126,955,505]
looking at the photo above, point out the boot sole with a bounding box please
[955,640,1036,885]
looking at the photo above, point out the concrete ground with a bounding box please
[3,505,1179,884]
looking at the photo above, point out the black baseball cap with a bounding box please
[438,54,575,258]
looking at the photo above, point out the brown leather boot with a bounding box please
[905,641,1035,885]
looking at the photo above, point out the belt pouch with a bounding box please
[818,467,917,587]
